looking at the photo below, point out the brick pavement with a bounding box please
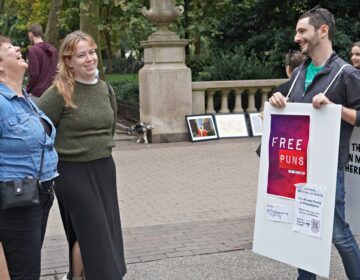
[40,135,261,279]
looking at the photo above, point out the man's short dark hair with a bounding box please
[298,7,335,41]
[28,23,43,38]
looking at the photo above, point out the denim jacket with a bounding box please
[0,83,58,181]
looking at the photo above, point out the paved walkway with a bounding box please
[39,133,350,279]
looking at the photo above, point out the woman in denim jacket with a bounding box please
[0,36,58,279]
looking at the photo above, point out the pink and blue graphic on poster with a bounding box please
[267,114,310,199]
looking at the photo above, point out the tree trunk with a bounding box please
[194,34,201,55]
[184,0,190,56]
[102,3,113,73]
[44,0,63,49]
[120,49,126,58]
[104,29,113,73]
[80,0,105,80]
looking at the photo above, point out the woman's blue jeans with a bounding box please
[298,168,360,280]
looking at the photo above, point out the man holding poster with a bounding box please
[269,6,360,280]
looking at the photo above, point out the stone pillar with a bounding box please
[140,0,192,143]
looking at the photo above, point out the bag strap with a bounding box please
[323,64,351,96]
[37,133,46,182]
[105,82,117,136]
[285,70,301,101]
[106,82,114,96]
[285,63,351,101]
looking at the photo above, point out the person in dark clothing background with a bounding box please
[26,23,57,103]
[271,50,307,97]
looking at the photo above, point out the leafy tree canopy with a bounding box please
[0,0,359,79]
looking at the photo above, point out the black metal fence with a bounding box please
[117,101,140,122]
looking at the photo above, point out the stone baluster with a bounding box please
[219,89,230,113]
[233,88,244,113]
[206,90,216,114]
[247,88,257,112]
[258,88,271,111]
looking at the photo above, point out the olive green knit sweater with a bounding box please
[38,80,117,162]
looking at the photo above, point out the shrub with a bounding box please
[197,46,282,81]
[109,79,139,106]
[186,54,212,81]
[103,57,143,74]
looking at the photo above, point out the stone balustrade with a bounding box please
[192,79,288,114]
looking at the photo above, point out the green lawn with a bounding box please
[105,73,138,82]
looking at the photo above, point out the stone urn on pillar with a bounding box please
[139,0,192,143]
[142,0,184,35]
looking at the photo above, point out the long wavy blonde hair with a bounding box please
[53,31,97,108]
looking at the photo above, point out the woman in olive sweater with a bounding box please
[38,31,126,280]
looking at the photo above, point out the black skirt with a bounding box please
[55,156,126,279]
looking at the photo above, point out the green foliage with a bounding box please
[1,0,360,82]
[210,1,302,56]
[0,0,49,47]
[197,46,283,81]
[186,54,211,81]
[173,0,234,56]
[191,0,360,80]
[105,73,138,82]
[109,79,139,106]
[103,57,143,74]
[111,0,153,57]
[58,0,80,35]
[333,17,360,61]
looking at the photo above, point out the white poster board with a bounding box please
[253,102,341,278]
[214,114,249,138]
[345,127,360,235]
